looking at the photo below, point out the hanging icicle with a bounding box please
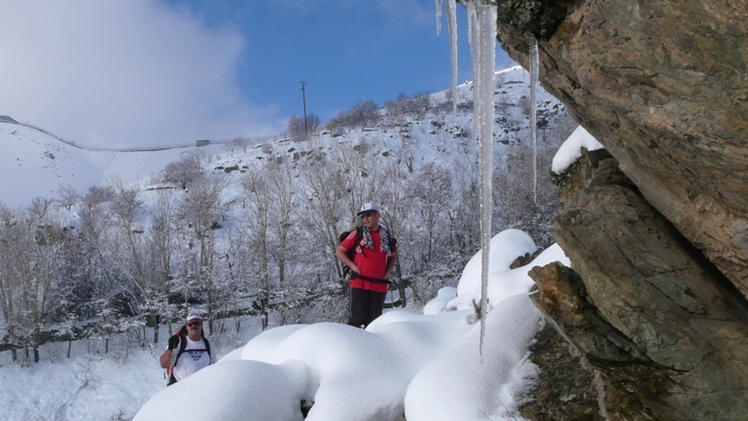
[434,0,444,34]
[436,0,459,123]
[466,0,497,360]
[447,0,458,119]
[530,36,539,205]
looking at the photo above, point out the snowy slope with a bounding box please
[0,122,229,208]
[0,66,565,209]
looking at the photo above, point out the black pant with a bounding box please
[348,288,387,328]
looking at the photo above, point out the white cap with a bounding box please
[358,202,381,215]
[186,311,203,322]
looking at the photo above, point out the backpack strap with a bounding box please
[343,227,364,265]
[173,334,212,367]
[344,227,363,245]
[167,327,185,386]
[204,337,212,362]
[173,333,188,366]
[167,335,198,387]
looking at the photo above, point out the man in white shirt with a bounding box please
[159,311,217,385]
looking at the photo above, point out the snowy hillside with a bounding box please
[0,66,567,208]
[0,122,229,208]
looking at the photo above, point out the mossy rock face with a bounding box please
[518,324,604,421]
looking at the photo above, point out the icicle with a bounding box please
[530,36,539,205]
[466,0,496,360]
[447,0,458,119]
[434,0,444,34]
[467,1,479,182]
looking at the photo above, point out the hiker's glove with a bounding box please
[168,335,179,350]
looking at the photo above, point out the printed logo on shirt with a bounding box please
[188,350,205,361]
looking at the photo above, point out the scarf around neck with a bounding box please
[360,226,391,256]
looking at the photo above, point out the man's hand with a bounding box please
[168,335,180,350]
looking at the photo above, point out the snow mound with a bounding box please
[551,125,605,174]
[135,359,314,421]
[134,230,570,421]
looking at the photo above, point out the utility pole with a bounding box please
[301,81,308,137]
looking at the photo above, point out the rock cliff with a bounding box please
[487,1,748,419]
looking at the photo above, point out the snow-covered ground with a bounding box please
[0,229,570,421]
[0,316,266,420]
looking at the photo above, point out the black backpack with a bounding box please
[338,214,365,276]
[339,226,364,277]
[167,327,212,386]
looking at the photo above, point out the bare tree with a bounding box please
[79,185,113,270]
[265,158,299,325]
[240,166,271,329]
[376,159,412,305]
[56,184,80,210]
[0,203,24,361]
[383,93,411,122]
[332,139,385,217]
[145,190,177,341]
[298,147,349,280]
[350,99,379,127]
[107,180,149,328]
[517,95,532,117]
[287,114,321,140]
[161,152,204,190]
[177,175,228,334]
[229,136,252,154]
[495,125,563,249]
[449,168,481,256]
[0,203,65,362]
[408,163,453,266]
[326,99,379,131]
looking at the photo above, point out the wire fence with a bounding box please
[7,120,279,153]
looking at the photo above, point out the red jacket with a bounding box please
[340,228,396,293]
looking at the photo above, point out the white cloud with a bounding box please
[0,0,283,148]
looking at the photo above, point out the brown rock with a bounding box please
[525,155,748,419]
[495,0,748,298]
[491,2,748,419]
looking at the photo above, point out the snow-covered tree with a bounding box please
[176,175,229,334]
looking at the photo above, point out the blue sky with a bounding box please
[1,0,514,148]
[168,1,515,121]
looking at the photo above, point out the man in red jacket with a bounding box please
[336,202,398,328]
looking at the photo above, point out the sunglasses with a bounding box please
[187,320,202,327]
[361,211,377,218]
